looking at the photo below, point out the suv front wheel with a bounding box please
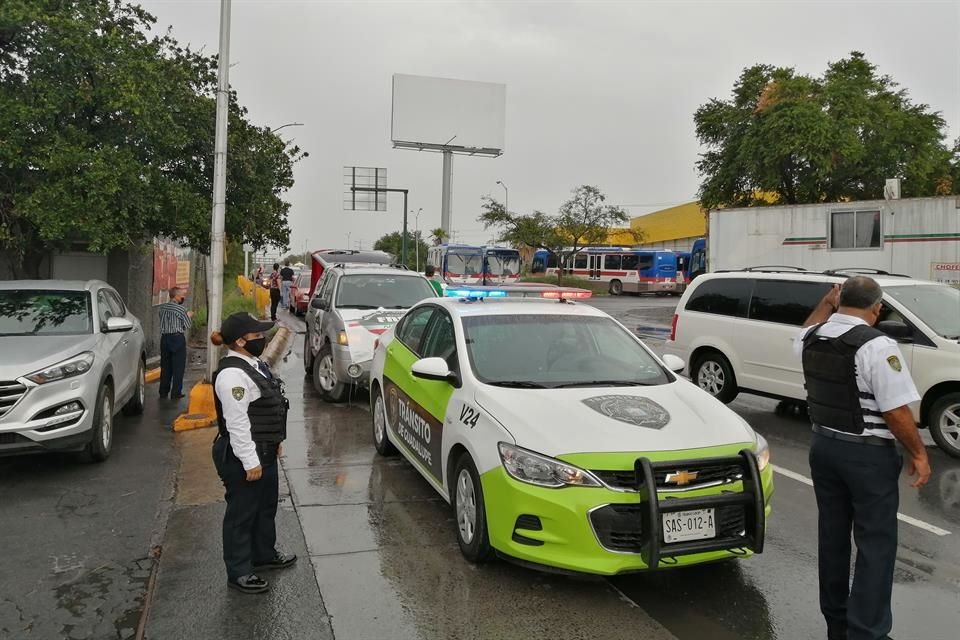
[313,343,348,402]
[692,351,739,404]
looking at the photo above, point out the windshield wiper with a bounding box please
[338,304,380,309]
[551,380,657,389]
[486,380,549,389]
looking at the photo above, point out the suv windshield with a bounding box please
[0,290,93,336]
[462,314,672,388]
[335,274,436,309]
[885,284,960,339]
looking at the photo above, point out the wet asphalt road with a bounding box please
[284,296,960,640]
[0,384,184,640]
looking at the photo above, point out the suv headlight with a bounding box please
[755,433,770,472]
[498,442,601,488]
[24,352,95,385]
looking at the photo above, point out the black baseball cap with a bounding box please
[220,312,274,344]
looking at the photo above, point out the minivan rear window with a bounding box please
[749,280,833,326]
[685,278,752,317]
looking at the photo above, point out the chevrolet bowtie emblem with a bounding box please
[665,470,699,486]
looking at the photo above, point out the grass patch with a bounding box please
[190,282,259,340]
[519,275,610,296]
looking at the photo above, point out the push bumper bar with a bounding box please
[633,449,766,569]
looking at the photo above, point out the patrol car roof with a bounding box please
[432,297,610,318]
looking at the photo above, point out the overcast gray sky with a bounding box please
[139,0,960,257]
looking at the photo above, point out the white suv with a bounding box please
[662,268,960,458]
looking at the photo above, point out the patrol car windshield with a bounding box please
[461,314,672,388]
[335,274,436,310]
[0,290,93,336]
[885,284,960,339]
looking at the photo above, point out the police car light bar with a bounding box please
[541,289,593,299]
[443,285,592,300]
[444,288,508,298]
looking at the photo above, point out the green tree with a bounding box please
[695,51,953,208]
[0,0,306,277]
[373,231,429,271]
[479,186,632,281]
[429,228,449,246]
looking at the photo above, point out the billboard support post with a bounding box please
[441,151,452,234]
[352,187,409,267]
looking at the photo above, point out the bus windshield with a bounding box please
[448,252,483,276]
[486,252,520,276]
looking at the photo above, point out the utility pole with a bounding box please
[206,0,231,381]
[414,208,422,271]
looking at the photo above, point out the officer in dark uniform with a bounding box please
[795,277,931,640]
[210,312,296,594]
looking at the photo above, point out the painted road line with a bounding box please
[771,464,952,537]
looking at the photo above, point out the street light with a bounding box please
[496,180,508,217]
[412,208,424,270]
[270,122,303,133]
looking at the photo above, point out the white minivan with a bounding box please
[663,268,960,458]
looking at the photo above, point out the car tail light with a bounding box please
[670,314,679,342]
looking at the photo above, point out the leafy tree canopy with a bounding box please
[0,0,306,276]
[479,185,634,273]
[695,51,955,208]
[373,231,429,272]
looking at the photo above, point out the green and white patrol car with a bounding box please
[369,286,773,574]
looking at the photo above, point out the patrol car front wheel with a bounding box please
[453,454,494,564]
[929,393,960,459]
[371,387,397,456]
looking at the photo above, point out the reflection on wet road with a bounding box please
[277,311,959,640]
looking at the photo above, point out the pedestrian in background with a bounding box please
[210,313,295,594]
[253,264,263,285]
[268,263,282,321]
[157,286,193,400]
[796,277,930,640]
[425,265,443,296]
[280,261,295,311]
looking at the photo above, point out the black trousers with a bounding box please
[270,288,281,320]
[809,432,901,640]
[212,437,279,581]
[159,333,186,397]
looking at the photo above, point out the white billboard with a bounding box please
[391,74,505,155]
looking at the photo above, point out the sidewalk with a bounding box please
[143,347,332,640]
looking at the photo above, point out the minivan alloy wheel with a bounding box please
[698,361,725,395]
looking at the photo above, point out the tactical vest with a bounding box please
[801,323,887,435]
[214,356,288,444]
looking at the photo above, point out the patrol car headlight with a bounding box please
[24,352,95,385]
[337,331,349,345]
[498,443,602,488]
[755,433,770,472]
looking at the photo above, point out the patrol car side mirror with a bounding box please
[310,297,327,310]
[877,320,911,340]
[411,357,460,386]
[661,354,685,373]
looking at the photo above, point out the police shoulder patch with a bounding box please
[886,355,902,372]
[231,386,245,400]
